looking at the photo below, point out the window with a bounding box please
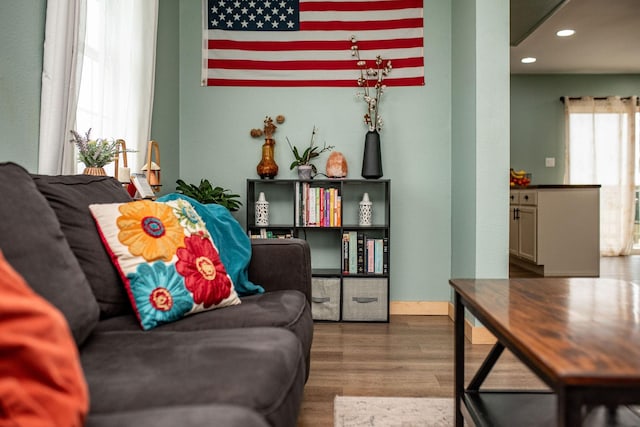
[74,0,158,175]
[564,96,640,256]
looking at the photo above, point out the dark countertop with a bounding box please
[512,184,601,189]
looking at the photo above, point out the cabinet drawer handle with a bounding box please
[524,195,529,200]
[353,297,378,304]
[312,296,331,303]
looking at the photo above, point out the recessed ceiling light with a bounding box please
[556,29,575,37]
[521,57,537,64]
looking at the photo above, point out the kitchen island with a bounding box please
[509,185,600,277]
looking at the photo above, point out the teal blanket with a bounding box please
[158,193,264,296]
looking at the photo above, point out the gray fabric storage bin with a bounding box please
[342,278,388,321]
[311,277,340,321]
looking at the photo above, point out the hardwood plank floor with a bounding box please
[297,256,639,426]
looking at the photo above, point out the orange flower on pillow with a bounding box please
[117,200,184,262]
[176,234,232,308]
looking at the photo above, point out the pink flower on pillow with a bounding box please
[176,234,232,308]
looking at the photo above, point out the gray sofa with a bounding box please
[0,162,313,427]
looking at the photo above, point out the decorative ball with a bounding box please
[325,151,348,178]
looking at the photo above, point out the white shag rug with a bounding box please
[334,396,453,427]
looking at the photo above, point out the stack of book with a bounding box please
[248,229,293,239]
[342,231,388,275]
[295,182,341,227]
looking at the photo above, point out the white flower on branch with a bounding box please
[349,35,392,132]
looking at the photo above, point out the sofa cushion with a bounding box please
[32,173,133,319]
[0,162,99,345]
[86,405,270,427]
[157,193,264,296]
[0,250,89,427]
[95,290,313,375]
[81,328,305,427]
[89,199,241,330]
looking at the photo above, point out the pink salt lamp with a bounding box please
[325,151,348,178]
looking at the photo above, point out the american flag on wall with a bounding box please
[202,0,424,87]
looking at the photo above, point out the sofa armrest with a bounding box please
[248,238,311,304]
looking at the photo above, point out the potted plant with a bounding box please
[69,128,128,175]
[175,178,242,211]
[287,126,334,180]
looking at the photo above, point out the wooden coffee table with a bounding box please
[450,278,640,426]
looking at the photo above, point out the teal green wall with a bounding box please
[451,0,477,279]
[510,74,640,184]
[0,0,515,303]
[474,1,510,278]
[177,0,454,301]
[451,0,510,280]
[151,0,181,195]
[0,0,46,172]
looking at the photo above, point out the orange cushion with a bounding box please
[0,251,88,427]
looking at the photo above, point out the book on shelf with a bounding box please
[348,231,358,274]
[374,239,384,274]
[248,229,293,239]
[341,232,388,275]
[294,182,300,227]
[356,232,365,274]
[295,183,341,227]
[366,238,375,273]
[382,237,389,274]
[342,232,350,274]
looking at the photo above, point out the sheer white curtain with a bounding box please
[564,96,639,256]
[38,0,87,175]
[75,0,158,174]
[39,0,158,175]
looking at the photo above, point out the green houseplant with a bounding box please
[175,179,242,212]
[69,128,127,171]
[287,126,334,179]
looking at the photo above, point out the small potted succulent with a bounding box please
[287,126,334,180]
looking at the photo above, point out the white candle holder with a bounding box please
[255,192,269,226]
[359,192,372,226]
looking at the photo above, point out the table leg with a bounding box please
[454,292,465,427]
[467,341,504,391]
[557,390,582,427]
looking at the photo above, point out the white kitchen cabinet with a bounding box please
[510,190,537,262]
[509,186,600,277]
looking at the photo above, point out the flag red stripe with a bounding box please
[208,57,423,71]
[207,37,423,51]
[203,1,424,87]
[206,77,425,87]
[299,0,423,12]
[300,18,422,31]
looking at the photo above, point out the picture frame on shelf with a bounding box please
[130,173,156,199]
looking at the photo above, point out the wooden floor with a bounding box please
[297,256,640,426]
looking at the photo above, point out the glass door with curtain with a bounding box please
[564,96,639,256]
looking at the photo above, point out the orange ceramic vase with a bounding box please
[257,138,278,179]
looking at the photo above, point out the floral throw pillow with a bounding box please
[89,199,240,330]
